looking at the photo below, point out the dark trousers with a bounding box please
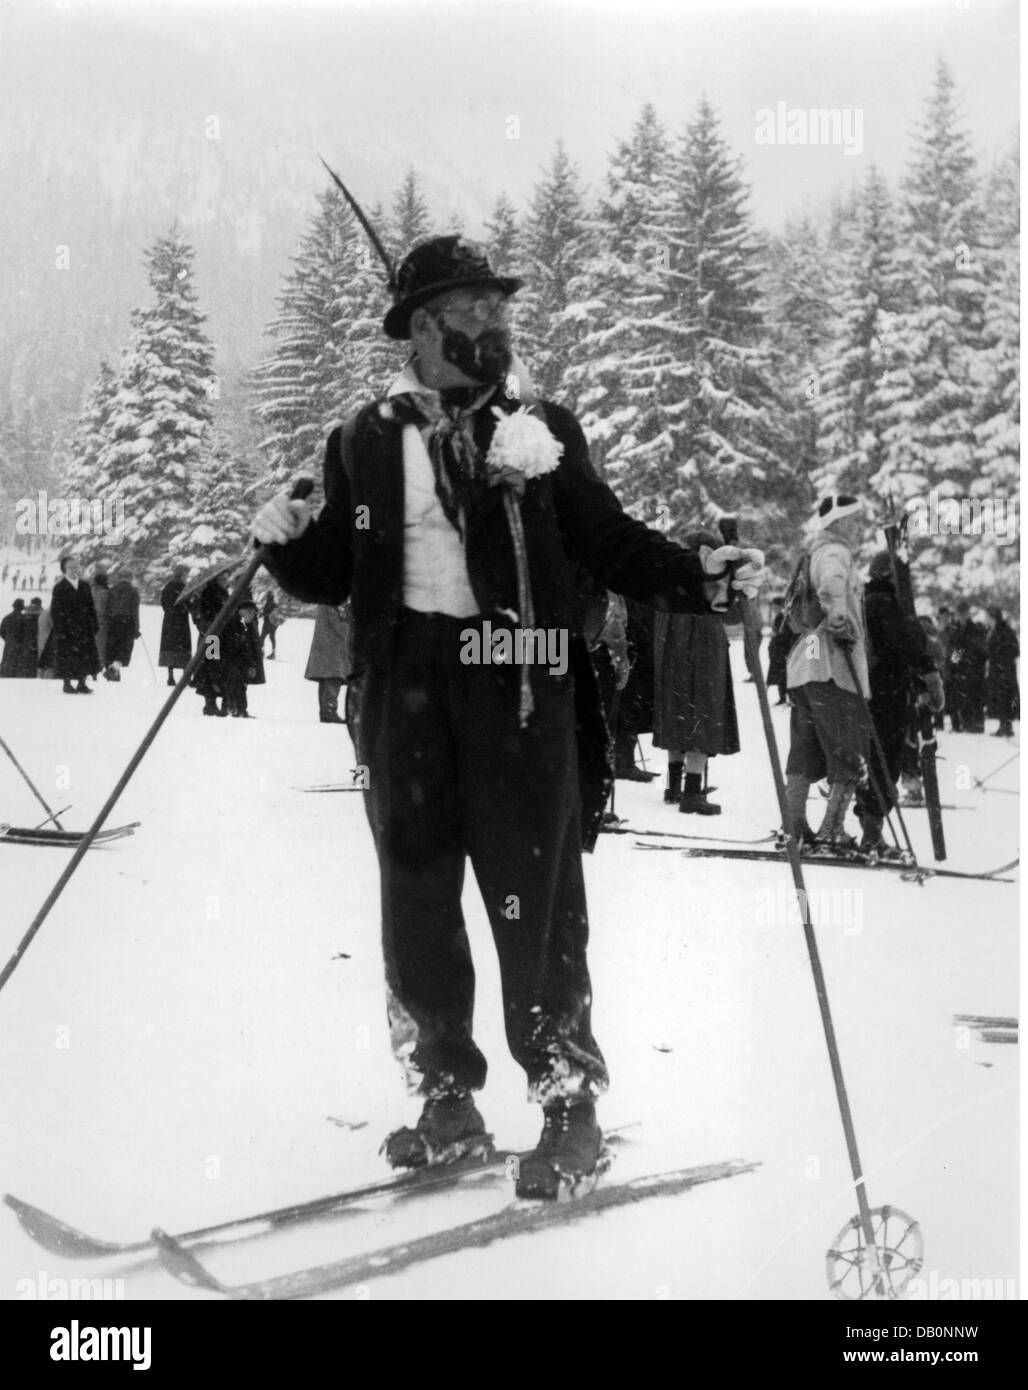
[854,695,908,824]
[353,611,607,1104]
[318,677,343,719]
[948,671,985,731]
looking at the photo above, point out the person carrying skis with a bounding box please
[783,495,870,849]
[852,552,944,855]
[252,233,765,1200]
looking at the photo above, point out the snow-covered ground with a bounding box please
[0,599,1018,1300]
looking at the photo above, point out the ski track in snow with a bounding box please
[0,598,1018,1300]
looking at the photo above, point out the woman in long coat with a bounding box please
[51,556,100,693]
[986,606,1019,737]
[1,600,32,677]
[103,570,141,677]
[159,564,193,685]
[305,603,353,722]
[653,530,739,814]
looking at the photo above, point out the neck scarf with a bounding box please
[385,373,540,728]
[388,383,497,539]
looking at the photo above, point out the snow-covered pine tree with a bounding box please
[874,61,988,592]
[759,212,841,556]
[254,187,385,500]
[605,98,794,550]
[558,104,676,480]
[91,227,216,590]
[966,134,1019,611]
[516,142,597,401]
[350,198,403,403]
[484,193,523,274]
[62,359,117,503]
[170,434,253,576]
[389,170,432,260]
[813,168,908,508]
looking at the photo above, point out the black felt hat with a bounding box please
[383,235,523,340]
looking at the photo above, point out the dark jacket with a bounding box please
[1,608,38,677]
[105,579,141,665]
[264,398,716,846]
[222,614,265,685]
[946,617,987,697]
[986,619,1019,721]
[865,575,935,711]
[159,578,193,667]
[50,577,100,679]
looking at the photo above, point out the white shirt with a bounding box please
[387,364,480,618]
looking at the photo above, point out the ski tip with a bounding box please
[3,1193,129,1259]
[152,1228,228,1295]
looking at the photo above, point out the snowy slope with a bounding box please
[0,601,1018,1300]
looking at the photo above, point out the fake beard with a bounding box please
[437,322,513,385]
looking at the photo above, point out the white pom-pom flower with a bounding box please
[486,407,563,492]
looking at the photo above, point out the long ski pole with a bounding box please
[0,735,66,831]
[138,633,158,685]
[0,479,314,1000]
[719,519,883,1285]
[974,749,1019,791]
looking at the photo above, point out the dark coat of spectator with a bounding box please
[1,600,37,677]
[986,611,1020,724]
[104,574,141,666]
[159,572,193,669]
[51,575,100,679]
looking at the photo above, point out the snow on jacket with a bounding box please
[786,534,869,697]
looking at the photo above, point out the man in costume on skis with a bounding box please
[783,494,871,849]
[253,234,765,1199]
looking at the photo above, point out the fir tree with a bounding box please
[874,60,988,589]
[604,99,795,548]
[813,168,908,505]
[517,142,597,400]
[484,193,523,274]
[254,188,390,500]
[966,135,1019,609]
[390,169,432,258]
[63,360,117,501]
[172,435,252,574]
[559,105,676,478]
[92,228,216,588]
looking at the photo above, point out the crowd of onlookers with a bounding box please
[764,594,1019,738]
[0,558,285,717]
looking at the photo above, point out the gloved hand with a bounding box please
[699,545,766,597]
[919,670,945,713]
[251,494,313,546]
[826,612,859,645]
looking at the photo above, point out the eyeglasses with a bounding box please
[433,295,511,327]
